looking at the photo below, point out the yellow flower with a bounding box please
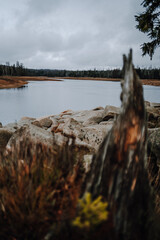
[72,192,108,228]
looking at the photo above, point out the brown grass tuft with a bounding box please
[0,138,84,239]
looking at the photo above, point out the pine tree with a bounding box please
[135,0,160,59]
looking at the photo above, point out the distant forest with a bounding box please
[0,61,160,79]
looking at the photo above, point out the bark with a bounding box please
[83,49,158,239]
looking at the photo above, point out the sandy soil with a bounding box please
[0,76,160,89]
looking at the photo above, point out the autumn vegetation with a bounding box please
[0,138,111,240]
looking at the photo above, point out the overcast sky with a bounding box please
[0,0,159,70]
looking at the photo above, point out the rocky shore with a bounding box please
[0,102,160,168]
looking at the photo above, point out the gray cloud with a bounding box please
[0,0,159,69]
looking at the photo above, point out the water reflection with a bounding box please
[16,85,28,90]
[4,85,28,91]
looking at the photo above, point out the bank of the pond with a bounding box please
[56,77,160,86]
[0,76,160,89]
[0,76,62,89]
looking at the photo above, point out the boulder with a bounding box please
[32,117,53,129]
[145,101,151,107]
[150,102,160,109]
[82,124,113,150]
[4,118,35,133]
[92,106,104,111]
[21,117,36,121]
[38,118,53,128]
[54,118,82,137]
[32,120,42,128]
[51,114,113,152]
[102,105,120,121]
[71,109,104,126]
[0,129,12,150]
[7,125,54,148]
[0,122,2,128]
[47,118,58,132]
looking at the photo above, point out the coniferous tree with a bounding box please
[135,0,160,59]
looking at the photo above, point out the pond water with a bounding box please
[0,79,160,125]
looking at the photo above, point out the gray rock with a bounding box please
[99,120,113,125]
[47,118,58,132]
[150,102,160,109]
[82,124,112,150]
[56,118,82,136]
[72,109,104,126]
[32,117,53,129]
[102,105,120,121]
[38,117,53,128]
[92,106,104,111]
[4,118,34,133]
[32,120,42,128]
[3,123,19,133]
[7,124,54,148]
[145,101,151,107]
[21,117,36,121]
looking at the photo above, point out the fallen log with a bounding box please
[83,49,159,239]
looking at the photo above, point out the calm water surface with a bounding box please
[0,79,160,125]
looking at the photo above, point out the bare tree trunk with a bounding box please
[83,50,158,239]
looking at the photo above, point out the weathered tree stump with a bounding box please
[83,50,158,239]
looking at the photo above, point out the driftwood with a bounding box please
[83,50,159,239]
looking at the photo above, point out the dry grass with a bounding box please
[0,76,62,89]
[0,76,28,89]
[0,138,84,239]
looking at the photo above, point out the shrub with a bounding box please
[0,138,84,239]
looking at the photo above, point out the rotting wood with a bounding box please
[83,49,159,240]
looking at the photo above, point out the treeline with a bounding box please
[0,62,160,79]
[22,67,160,79]
[0,61,26,76]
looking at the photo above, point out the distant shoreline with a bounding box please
[0,75,160,89]
[56,77,160,86]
